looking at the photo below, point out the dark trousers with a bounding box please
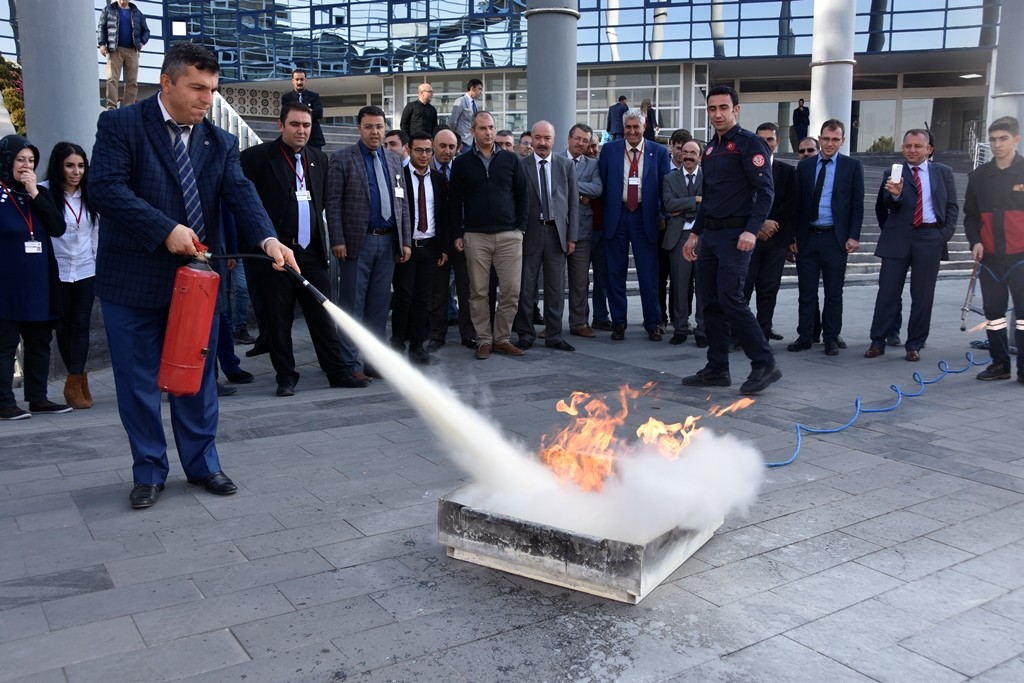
[979,256,1024,367]
[796,231,848,343]
[248,248,348,386]
[869,228,943,351]
[56,277,95,375]
[102,299,222,486]
[697,227,774,372]
[743,240,788,335]
[657,244,672,325]
[0,319,52,407]
[393,238,442,352]
[429,248,474,345]
[607,209,661,331]
[591,230,610,323]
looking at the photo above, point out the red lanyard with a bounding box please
[64,196,84,229]
[0,180,34,240]
[279,146,307,189]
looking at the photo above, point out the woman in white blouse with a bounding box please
[42,142,99,409]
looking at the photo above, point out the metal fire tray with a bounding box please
[437,487,721,604]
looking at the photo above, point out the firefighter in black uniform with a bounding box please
[682,85,780,395]
[965,115,1024,383]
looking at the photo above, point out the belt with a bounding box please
[538,219,556,226]
[809,225,834,233]
[368,227,395,236]
[704,216,749,230]
[915,222,939,229]
[412,236,436,247]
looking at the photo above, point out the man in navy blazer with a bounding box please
[789,119,864,356]
[91,43,296,509]
[865,130,958,361]
[598,107,672,340]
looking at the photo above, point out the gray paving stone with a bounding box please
[854,537,975,581]
[177,641,351,683]
[231,596,395,658]
[133,585,295,644]
[42,576,202,631]
[690,525,793,567]
[343,656,468,683]
[951,541,1024,590]
[0,616,143,681]
[276,558,420,608]
[900,607,1024,677]
[843,510,951,546]
[15,507,84,533]
[970,656,1024,682]
[0,565,113,611]
[846,645,968,683]
[6,670,69,683]
[190,549,333,597]
[770,560,905,615]
[63,629,249,683]
[316,525,435,570]
[105,541,247,587]
[152,511,284,549]
[233,520,362,560]
[674,555,807,606]
[763,530,883,574]
[344,502,435,536]
[874,567,1007,624]
[926,503,1024,554]
[0,604,49,644]
[674,635,875,683]
[980,587,1024,624]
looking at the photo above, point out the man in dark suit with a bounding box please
[240,103,366,395]
[326,105,412,379]
[865,129,958,361]
[598,107,672,341]
[662,139,702,345]
[281,69,326,149]
[392,131,450,365]
[513,120,579,351]
[400,83,438,138]
[606,96,628,141]
[745,122,798,341]
[789,118,864,356]
[564,123,603,339]
[792,98,810,149]
[90,42,296,509]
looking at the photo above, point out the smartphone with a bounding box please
[890,163,903,183]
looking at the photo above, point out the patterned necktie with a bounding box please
[373,151,392,222]
[443,163,450,180]
[912,166,924,227]
[539,159,551,220]
[417,171,428,233]
[295,153,310,248]
[811,158,830,222]
[686,173,694,192]
[298,92,303,104]
[167,121,205,242]
[626,148,640,212]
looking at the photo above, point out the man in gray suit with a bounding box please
[662,139,703,345]
[449,79,482,149]
[326,105,412,380]
[564,123,603,339]
[514,121,579,351]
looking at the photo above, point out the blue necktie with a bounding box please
[373,151,392,222]
[471,99,477,115]
[167,121,205,242]
[295,153,310,248]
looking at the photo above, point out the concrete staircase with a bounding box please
[244,119,360,154]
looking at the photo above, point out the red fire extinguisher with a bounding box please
[157,241,221,396]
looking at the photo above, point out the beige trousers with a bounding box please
[106,48,140,108]
[463,230,523,346]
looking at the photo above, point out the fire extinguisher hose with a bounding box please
[208,252,328,305]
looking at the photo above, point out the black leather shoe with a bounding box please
[545,340,575,352]
[611,324,626,340]
[740,364,782,394]
[886,335,902,347]
[461,338,477,349]
[244,343,268,358]
[787,338,812,352]
[226,370,254,384]
[187,471,237,495]
[129,484,164,509]
[695,335,708,348]
[648,329,663,342]
[591,320,613,331]
[409,350,439,366]
[363,365,384,379]
[681,367,731,387]
[669,332,687,345]
[515,339,533,350]
[276,382,295,397]
[837,335,848,349]
[329,375,370,388]
[824,340,840,356]
[766,329,784,341]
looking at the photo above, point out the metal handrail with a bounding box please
[207,93,262,150]
[974,142,991,169]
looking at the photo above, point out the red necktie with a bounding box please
[912,166,924,227]
[626,148,639,212]
[417,171,428,233]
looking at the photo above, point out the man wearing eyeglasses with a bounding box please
[797,138,819,158]
[789,119,864,356]
[400,83,438,139]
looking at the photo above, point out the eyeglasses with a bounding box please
[411,147,433,154]
[819,136,843,143]
[798,148,817,155]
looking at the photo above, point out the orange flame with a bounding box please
[538,387,754,491]
[968,320,986,334]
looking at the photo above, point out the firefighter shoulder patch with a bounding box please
[752,153,766,168]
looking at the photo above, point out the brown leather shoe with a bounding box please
[905,349,921,362]
[492,341,525,356]
[352,371,374,383]
[474,343,491,360]
[570,326,597,338]
[864,345,885,358]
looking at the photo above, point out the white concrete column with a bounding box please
[809,0,855,153]
[525,1,580,139]
[15,0,101,160]
[991,1,1023,123]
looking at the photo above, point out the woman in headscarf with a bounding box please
[41,142,100,409]
[0,134,69,420]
